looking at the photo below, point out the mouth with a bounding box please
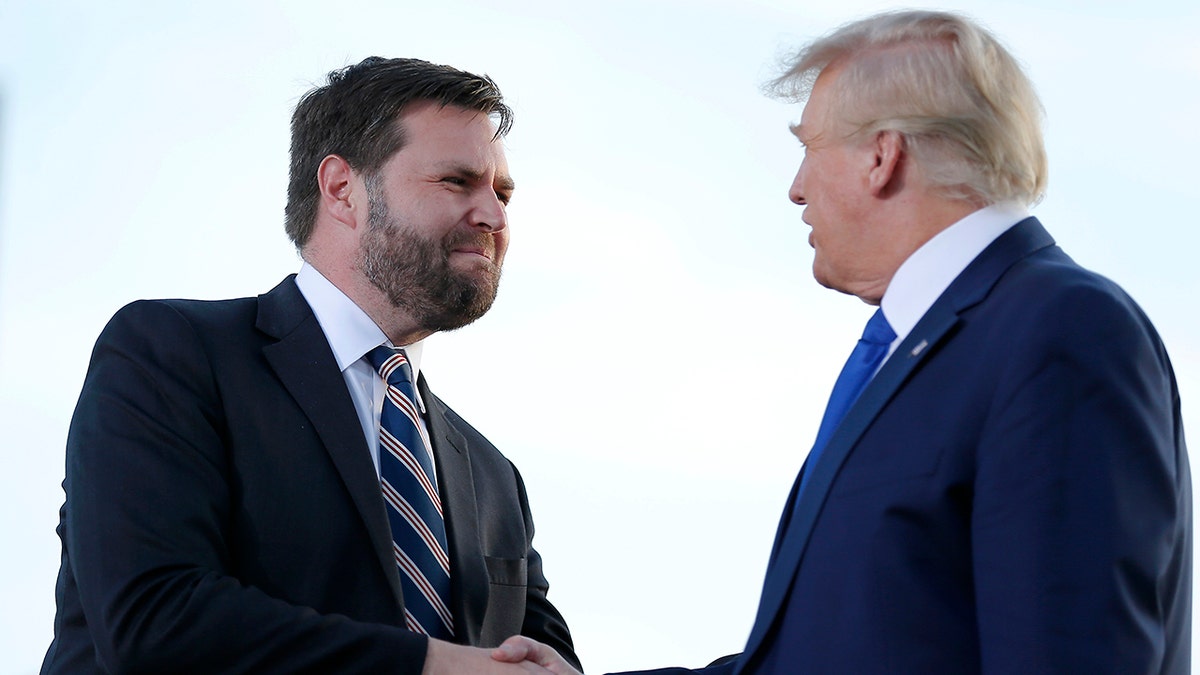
[451,246,492,261]
[449,245,501,277]
[802,214,814,248]
[448,234,496,263]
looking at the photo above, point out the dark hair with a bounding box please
[284,56,513,248]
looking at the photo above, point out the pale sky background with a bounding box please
[1,1,1197,673]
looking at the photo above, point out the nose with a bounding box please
[788,164,806,206]
[469,192,508,233]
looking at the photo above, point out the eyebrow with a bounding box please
[444,163,515,193]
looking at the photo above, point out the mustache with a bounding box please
[444,231,496,258]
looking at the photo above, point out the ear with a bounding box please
[317,154,363,229]
[867,130,904,197]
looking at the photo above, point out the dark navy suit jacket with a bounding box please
[42,276,578,674]
[619,219,1191,674]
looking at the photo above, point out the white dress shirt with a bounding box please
[294,262,432,478]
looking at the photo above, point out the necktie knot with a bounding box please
[861,308,896,346]
[368,346,415,388]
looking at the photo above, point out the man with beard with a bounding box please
[41,57,579,675]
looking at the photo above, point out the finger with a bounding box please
[492,636,533,662]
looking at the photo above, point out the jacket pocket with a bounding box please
[484,555,527,587]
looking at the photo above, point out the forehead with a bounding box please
[394,102,508,168]
[793,67,843,143]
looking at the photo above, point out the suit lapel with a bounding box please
[421,380,489,645]
[736,218,1056,671]
[736,310,957,670]
[256,276,404,606]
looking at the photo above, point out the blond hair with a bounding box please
[770,10,1047,205]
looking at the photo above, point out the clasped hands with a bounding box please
[491,636,581,674]
[422,635,581,674]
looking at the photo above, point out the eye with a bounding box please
[496,191,512,206]
[441,176,467,186]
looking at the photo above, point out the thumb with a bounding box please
[492,636,533,662]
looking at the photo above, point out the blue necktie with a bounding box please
[367,346,454,639]
[798,308,896,494]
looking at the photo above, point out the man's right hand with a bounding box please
[491,636,583,675]
[422,638,558,674]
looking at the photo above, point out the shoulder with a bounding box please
[971,250,1175,397]
[85,293,279,396]
[111,295,257,330]
[101,275,302,337]
[97,283,286,353]
[1001,251,1160,347]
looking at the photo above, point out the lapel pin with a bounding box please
[909,339,929,357]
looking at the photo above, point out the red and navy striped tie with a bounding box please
[368,346,454,640]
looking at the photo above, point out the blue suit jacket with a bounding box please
[620,218,1191,674]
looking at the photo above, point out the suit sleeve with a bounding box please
[970,283,1191,673]
[605,660,738,674]
[62,300,429,674]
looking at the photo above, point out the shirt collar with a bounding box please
[294,262,425,377]
[881,202,1028,344]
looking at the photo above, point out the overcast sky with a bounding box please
[2,1,1197,672]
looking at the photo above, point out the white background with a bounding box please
[1,1,1197,672]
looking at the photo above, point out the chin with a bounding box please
[813,269,852,297]
[812,264,832,289]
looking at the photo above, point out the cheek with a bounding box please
[803,163,833,205]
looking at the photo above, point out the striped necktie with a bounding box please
[367,346,454,639]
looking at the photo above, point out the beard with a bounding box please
[356,188,502,333]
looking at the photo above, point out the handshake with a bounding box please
[423,636,582,675]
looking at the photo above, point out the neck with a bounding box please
[851,195,982,305]
[303,249,432,347]
[893,194,980,264]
